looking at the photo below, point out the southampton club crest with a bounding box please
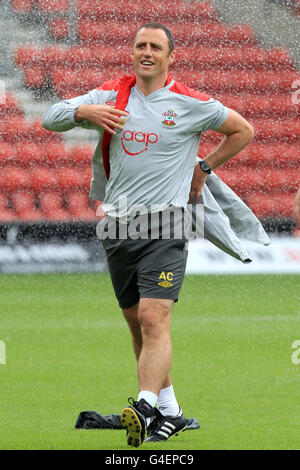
[162,109,177,127]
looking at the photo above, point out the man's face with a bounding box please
[132,27,175,81]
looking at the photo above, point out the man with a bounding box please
[42,23,254,447]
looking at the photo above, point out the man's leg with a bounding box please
[122,301,172,390]
[137,297,173,395]
[121,298,186,446]
[123,302,180,416]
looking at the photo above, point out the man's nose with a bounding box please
[143,44,152,56]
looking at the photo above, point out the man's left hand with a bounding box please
[188,164,207,203]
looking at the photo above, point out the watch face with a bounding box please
[200,162,211,173]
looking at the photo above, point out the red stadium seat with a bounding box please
[215,167,265,192]
[251,117,300,142]
[77,20,253,47]
[63,46,93,68]
[243,143,300,168]
[77,20,136,45]
[254,70,299,92]
[68,144,94,167]
[44,142,68,167]
[219,93,298,118]
[197,142,216,159]
[23,67,47,89]
[39,191,70,221]
[0,193,16,222]
[175,45,267,70]
[80,167,92,191]
[278,169,300,192]
[76,0,217,22]
[71,45,132,68]
[11,0,34,13]
[0,92,24,118]
[29,168,58,192]
[27,119,62,143]
[0,117,28,142]
[250,168,300,193]
[41,46,67,68]
[267,47,295,69]
[0,143,17,167]
[247,193,296,218]
[11,191,42,221]
[16,142,44,167]
[50,68,110,97]
[0,168,31,192]
[14,46,43,68]
[227,24,257,45]
[35,0,70,13]
[56,168,84,191]
[66,192,96,220]
[49,18,69,41]
[172,69,258,93]
[196,70,292,93]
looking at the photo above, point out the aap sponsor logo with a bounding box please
[121,130,162,156]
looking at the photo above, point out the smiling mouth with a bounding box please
[140,61,154,67]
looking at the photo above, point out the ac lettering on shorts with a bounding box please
[158,271,173,288]
[121,130,162,156]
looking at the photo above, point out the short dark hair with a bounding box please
[134,23,175,56]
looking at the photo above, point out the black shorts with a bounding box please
[101,228,188,309]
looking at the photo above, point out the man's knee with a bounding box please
[138,298,173,338]
[122,303,140,331]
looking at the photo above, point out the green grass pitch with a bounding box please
[0,272,299,450]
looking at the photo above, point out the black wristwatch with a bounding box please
[199,160,212,175]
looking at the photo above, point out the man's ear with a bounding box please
[168,50,176,65]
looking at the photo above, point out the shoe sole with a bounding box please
[121,407,143,448]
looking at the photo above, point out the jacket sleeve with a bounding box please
[42,88,110,133]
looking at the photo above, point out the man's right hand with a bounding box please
[75,104,129,135]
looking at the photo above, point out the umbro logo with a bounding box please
[158,281,173,288]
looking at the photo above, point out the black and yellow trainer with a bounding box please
[121,397,157,448]
[144,406,187,442]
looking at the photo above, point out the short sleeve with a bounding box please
[192,98,229,133]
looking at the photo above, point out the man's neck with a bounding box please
[135,74,169,97]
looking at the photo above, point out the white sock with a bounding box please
[137,390,158,408]
[157,385,180,417]
[138,391,158,426]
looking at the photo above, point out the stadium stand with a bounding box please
[38,191,70,221]
[11,190,43,221]
[2,0,299,224]
[0,192,16,222]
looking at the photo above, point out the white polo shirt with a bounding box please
[42,77,228,219]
